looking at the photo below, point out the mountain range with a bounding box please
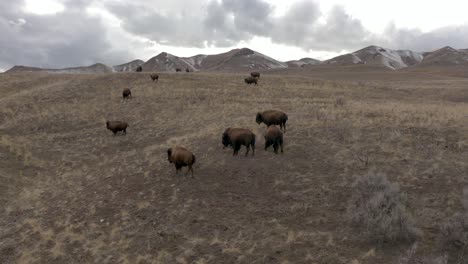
[5,45,468,74]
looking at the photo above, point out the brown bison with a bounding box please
[256,110,288,133]
[106,121,128,135]
[167,146,196,177]
[185,68,190,72]
[150,74,159,81]
[222,128,256,156]
[122,88,132,99]
[244,76,258,85]
[136,66,143,72]
[264,126,284,154]
[175,68,182,72]
[251,71,260,78]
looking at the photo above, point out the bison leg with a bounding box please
[233,143,241,156]
[251,143,255,156]
[245,145,250,157]
[273,143,279,154]
[175,164,183,175]
[265,141,271,151]
[187,166,194,178]
[283,122,287,133]
[123,128,126,135]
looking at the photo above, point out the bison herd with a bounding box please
[109,71,285,177]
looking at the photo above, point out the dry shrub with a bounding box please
[348,171,422,243]
[440,186,468,249]
[398,243,448,264]
[334,96,346,107]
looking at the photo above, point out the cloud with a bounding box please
[0,0,133,70]
[381,23,468,51]
[1,0,468,71]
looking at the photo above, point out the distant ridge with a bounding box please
[5,45,468,73]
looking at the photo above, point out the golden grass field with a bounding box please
[0,68,467,263]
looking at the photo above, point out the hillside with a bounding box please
[5,45,468,73]
[417,46,468,66]
[286,58,322,68]
[141,48,287,72]
[6,63,113,74]
[112,60,144,72]
[325,46,424,70]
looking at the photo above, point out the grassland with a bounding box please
[0,68,467,263]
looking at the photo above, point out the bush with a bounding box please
[398,243,448,264]
[348,171,422,243]
[440,186,468,248]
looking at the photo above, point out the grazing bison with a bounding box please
[167,146,196,177]
[150,74,159,81]
[122,88,132,99]
[244,76,258,85]
[264,126,284,154]
[136,66,143,72]
[256,110,288,133]
[185,68,190,72]
[106,121,128,135]
[251,71,260,78]
[222,128,256,156]
[175,68,182,72]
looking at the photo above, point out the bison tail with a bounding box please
[252,135,256,147]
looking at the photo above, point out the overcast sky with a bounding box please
[1,0,468,71]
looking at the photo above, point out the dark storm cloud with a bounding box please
[106,0,376,51]
[0,0,132,70]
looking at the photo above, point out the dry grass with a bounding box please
[0,69,467,263]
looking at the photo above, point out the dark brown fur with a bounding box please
[256,110,288,133]
[251,71,260,78]
[150,74,159,81]
[136,66,143,72]
[264,125,284,154]
[244,76,258,85]
[222,128,256,156]
[167,146,196,177]
[185,68,190,72]
[122,88,132,99]
[106,121,128,135]
[175,68,182,72]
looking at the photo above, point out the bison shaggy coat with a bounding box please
[264,126,284,154]
[106,121,128,135]
[256,110,288,133]
[122,88,132,99]
[251,71,260,78]
[222,128,256,156]
[167,146,196,177]
[175,68,182,72]
[150,74,159,81]
[244,76,258,85]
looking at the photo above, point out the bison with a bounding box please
[150,74,159,81]
[167,146,196,177]
[175,68,182,72]
[106,121,128,135]
[264,126,284,154]
[244,76,258,85]
[256,110,288,133]
[251,71,260,78]
[185,68,190,72]
[122,88,132,99]
[136,66,143,72]
[222,128,256,156]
